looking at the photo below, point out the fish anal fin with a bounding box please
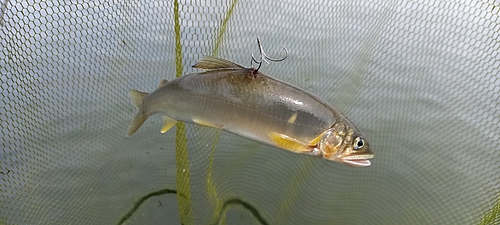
[161,116,178,133]
[192,56,244,71]
[192,118,224,129]
[268,132,312,154]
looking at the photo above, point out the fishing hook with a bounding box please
[251,38,288,71]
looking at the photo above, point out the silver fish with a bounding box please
[127,56,374,166]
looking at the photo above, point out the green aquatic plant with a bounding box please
[206,1,239,224]
[116,188,268,225]
[173,1,193,224]
[479,197,500,225]
[117,189,177,225]
[119,1,272,224]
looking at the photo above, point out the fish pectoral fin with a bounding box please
[308,131,326,147]
[268,132,312,154]
[192,118,223,129]
[161,116,178,133]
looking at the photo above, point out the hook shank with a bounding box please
[251,38,288,71]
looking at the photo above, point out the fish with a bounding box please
[127,56,374,166]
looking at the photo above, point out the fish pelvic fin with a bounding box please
[127,90,149,137]
[192,56,244,71]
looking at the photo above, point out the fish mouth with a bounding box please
[342,159,371,167]
[341,154,374,167]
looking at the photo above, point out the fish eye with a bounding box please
[354,137,364,150]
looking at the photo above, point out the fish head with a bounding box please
[318,123,374,167]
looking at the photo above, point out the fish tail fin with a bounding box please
[127,90,149,136]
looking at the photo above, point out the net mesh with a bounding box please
[1,0,499,224]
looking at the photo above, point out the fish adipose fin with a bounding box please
[268,132,312,154]
[161,116,178,133]
[158,79,169,88]
[192,56,244,71]
[127,90,149,136]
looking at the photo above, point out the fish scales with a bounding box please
[128,56,374,166]
[150,69,338,146]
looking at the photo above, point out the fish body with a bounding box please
[128,56,373,166]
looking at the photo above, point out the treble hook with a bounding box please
[251,38,288,71]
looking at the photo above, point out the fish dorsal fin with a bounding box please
[192,56,244,71]
[158,79,169,88]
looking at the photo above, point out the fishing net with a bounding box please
[1,0,499,224]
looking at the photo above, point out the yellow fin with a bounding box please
[192,118,223,129]
[287,113,298,124]
[268,132,311,153]
[308,131,325,146]
[161,116,178,133]
[192,56,244,71]
[158,79,169,88]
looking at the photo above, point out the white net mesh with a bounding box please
[1,0,499,224]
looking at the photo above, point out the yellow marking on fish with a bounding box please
[287,113,298,124]
[268,132,311,154]
[192,118,224,129]
[161,116,178,133]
